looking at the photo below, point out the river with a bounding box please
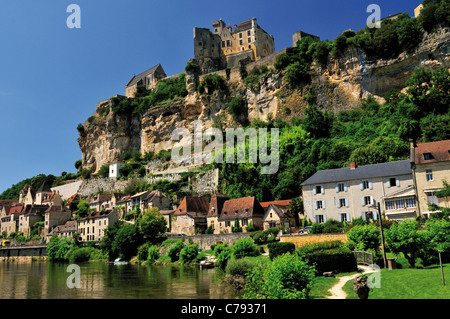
[0,261,239,299]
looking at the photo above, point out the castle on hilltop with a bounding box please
[193,17,275,73]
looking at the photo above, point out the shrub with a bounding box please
[147,245,160,263]
[216,248,232,269]
[231,238,258,259]
[168,240,185,262]
[268,242,295,260]
[185,61,199,73]
[242,253,316,299]
[297,245,357,274]
[47,235,75,262]
[69,247,92,263]
[231,219,243,233]
[197,74,227,94]
[137,242,152,262]
[97,164,110,178]
[225,258,255,278]
[227,96,246,121]
[179,243,199,264]
[213,243,229,256]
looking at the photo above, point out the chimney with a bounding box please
[350,162,356,170]
[410,139,416,164]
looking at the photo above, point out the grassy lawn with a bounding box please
[343,263,450,299]
[310,276,339,299]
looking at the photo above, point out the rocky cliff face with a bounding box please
[78,28,449,171]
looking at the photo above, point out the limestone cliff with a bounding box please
[78,28,449,171]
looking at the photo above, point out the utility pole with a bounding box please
[376,201,387,268]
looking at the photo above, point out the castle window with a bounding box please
[239,40,243,45]
[247,30,251,36]
[239,33,242,38]
[248,37,251,43]
[227,40,230,47]
[222,41,225,47]
[249,45,251,49]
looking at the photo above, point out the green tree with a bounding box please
[101,220,124,261]
[75,200,91,219]
[347,224,381,251]
[136,208,167,244]
[112,224,140,260]
[385,220,427,268]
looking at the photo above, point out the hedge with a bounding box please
[297,247,357,274]
[268,242,296,260]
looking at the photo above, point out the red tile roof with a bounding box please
[260,199,291,209]
[413,140,450,165]
[219,197,264,221]
[175,196,209,216]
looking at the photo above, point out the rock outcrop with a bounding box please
[78,28,449,171]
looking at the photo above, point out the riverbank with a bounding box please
[0,256,47,263]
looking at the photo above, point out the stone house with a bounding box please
[301,160,414,223]
[125,64,167,98]
[77,209,120,242]
[46,220,77,242]
[18,205,48,237]
[44,205,72,238]
[217,197,265,233]
[206,194,230,234]
[410,139,450,217]
[0,205,24,235]
[262,203,296,230]
[172,196,209,235]
[89,194,113,211]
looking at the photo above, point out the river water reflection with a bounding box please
[0,262,239,299]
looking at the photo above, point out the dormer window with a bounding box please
[423,153,434,160]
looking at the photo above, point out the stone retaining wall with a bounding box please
[187,232,252,250]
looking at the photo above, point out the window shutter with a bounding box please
[323,215,327,223]
[346,213,351,222]
[369,181,373,190]
[396,177,400,187]
[360,181,363,191]
[387,178,391,188]
[313,187,317,195]
[321,185,325,194]
[315,215,319,223]
[361,197,365,206]
[370,196,374,205]
[362,212,367,221]
[373,211,378,221]
[344,183,348,192]
[338,214,342,222]
[337,199,341,208]
[314,201,318,210]
[323,200,326,209]
[345,198,349,207]
[335,184,339,193]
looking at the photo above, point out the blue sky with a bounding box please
[0,0,419,194]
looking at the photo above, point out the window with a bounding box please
[248,37,251,43]
[249,45,251,49]
[426,169,433,181]
[390,177,397,187]
[239,33,242,38]
[406,198,416,208]
[395,199,405,209]
[362,180,370,190]
[364,196,372,206]
[317,215,325,223]
[339,199,346,207]
[424,153,434,160]
[338,183,345,192]
[222,41,225,48]
[427,192,439,205]
[247,30,251,36]
[340,213,349,222]
[239,40,243,45]
[385,201,395,210]
[227,40,230,47]
[242,218,248,226]
[315,186,322,194]
[317,201,323,209]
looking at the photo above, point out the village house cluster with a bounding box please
[1,138,448,244]
[302,140,450,223]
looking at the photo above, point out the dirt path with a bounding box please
[327,266,376,299]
